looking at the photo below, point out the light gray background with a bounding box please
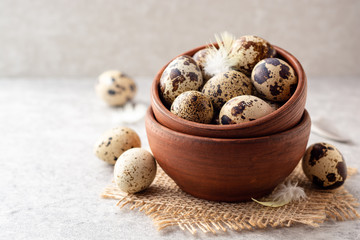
[0,0,360,79]
[1,1,360,239]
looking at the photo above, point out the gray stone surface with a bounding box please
[1,77,359,239]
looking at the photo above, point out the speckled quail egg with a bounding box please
[219,95,274,124]
[232,35,276,76]
[159,55,203,107]
[193,49,213,82]
[171,91,214,124]
[114,148,157,194]
[251,58,298,102]
[94,127,141,165]
[202,70,253,111]
[302,143,347,189]
[95,70,137,106]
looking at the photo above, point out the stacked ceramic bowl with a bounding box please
[145,43,311,202]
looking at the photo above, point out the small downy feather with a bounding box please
[252,181,307,207]
[112,102,147,124]
[203,32,241,77]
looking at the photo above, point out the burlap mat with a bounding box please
[102,164,359,234]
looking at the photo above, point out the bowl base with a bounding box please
[176,183,275,202]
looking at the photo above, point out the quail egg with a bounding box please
[202,70,252,111]
[219,95,274,124]
[171,91,214,124]
[114,148,157,194]
[251,58,297,102]
[232,35,276,76]
[193,49,213,82]
[302,143,347,189]
[95,70,137,106]
[159,55,203,107]
[94,127,141,165]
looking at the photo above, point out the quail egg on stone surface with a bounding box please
[95,70,137,106]
[202,70,252,111]
[94,127,141,165]
[114,148,157,194]
[251,58,297,102]
[302,143,347,189]
[219,95,274,124]
[193,49,213,82]
[232,35,276,76]
[171,91,214,124]
[159,55,203,107]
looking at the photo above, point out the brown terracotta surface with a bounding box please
[146,107,311,202]
[151,45,307,138]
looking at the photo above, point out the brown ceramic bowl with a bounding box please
[146,106,311,202]
[151,45,307,138]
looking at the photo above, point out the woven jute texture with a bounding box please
[102,164,359,234]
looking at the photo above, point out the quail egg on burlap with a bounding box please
[302,143,347,189]
[202,70,253,111]
[232,35,276,76]
[219,95,274,124]
[193,48,213,82]
[160,55,203,107]
[95,70,137,106]
[251,58,297,102]
[171,91,214,124]
[94,127,141,165]
[114,148,157,194]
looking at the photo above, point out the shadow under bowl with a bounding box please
[145,106,311,202]
[151,45,307,139]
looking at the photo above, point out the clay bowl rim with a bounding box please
[151,44,306,132]
[147,105,311,144]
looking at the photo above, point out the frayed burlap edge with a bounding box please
[101,165,359,234]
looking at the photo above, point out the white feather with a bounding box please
[252,181,307,207]
[203,32,241,77]
[112,102,147,124]
[271,181,307,203]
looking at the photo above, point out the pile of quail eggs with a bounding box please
[159,35,298,124]
[94,126,157,194]
[94,71,157,194]
[92,34,349,197]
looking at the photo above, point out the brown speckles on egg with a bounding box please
[159,55,203,107]
[220,115,233,125]
[302,143,347,189]
[230,101,247,116]
[265,57,281,66]
[187,72,199,82]
[308,143,329,166]
[170,68,182,80]
[252,63,270,85]
[95,70,137,106]
[269,82,283,97]
[202,70,252,111]
[107,89,116,95]
[114,148,157,194]
[232,35,276,76]
[326,173,336,182]
[336,161,347,181]
[219,95,274,124]
[170,91,214,124]
[279,63,291,79]
[94,127,141,165]
[251,58,297,102]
